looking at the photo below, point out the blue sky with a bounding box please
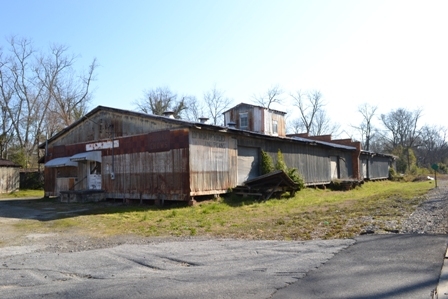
[2,0,447,138]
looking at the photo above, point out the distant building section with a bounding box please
[223,103,286,137]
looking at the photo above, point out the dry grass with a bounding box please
[12,180,435,240]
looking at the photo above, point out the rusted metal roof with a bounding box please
[38,106,198,149]
[290,136,356,151]
[39,105,357,154]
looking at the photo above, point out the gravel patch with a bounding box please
[401,180,448,234]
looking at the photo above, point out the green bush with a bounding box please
[275,149,305,190]
[261,150,274,175]
[275,149,287,172]
[261,149,305,191]
[287,167,305,190]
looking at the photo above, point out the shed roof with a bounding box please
[360,150,396,159]
[290,136,356,151]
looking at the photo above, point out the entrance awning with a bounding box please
[70,151,102,163]
[45,157,78,168]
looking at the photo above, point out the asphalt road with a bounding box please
[0,238,354,299]
[273,234,448,299]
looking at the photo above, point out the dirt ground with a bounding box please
[0,199,158,253]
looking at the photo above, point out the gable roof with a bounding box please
[39,105,355,153]
[39,106,198,149]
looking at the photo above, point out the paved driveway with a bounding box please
[0,238,354,299]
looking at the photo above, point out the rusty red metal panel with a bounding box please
[147,130,170,152]
[170,129,189,149]
[52,145,66,158]
[101,148,190,201]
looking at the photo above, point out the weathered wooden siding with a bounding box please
[224,105,258,132]
[264,110,286,136]
[51,109,185,147]
[44,166,77,197]
[0,167,20,193]
[189,129,238,196]
[223,104,286,136]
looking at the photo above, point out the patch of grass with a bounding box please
[0,189,44,199]
[11,180,435,240]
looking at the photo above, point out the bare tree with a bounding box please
[289,118,306,134]
[43,49,97,130]
[380,108,423,171]
[381,108,422,150]
[0,36,97,167]
[134,86,188,119]
[290,90,326,135]
[252,84,283,109]
[182,96,207,122]
[203,85,232,125]
[0,50,15,159]
[352,103,378,151]
[415,125,448,167]
[310,110,340,136]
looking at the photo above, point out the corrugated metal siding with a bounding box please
[46,128,191,201]
[189,130,237,195]
[101,129,190,200]
[286,146,331,185]
[102,149,189,200]
[237,146,260,185]
[236,136,333,185]
[335,151,353,180]
[369,157,390,179]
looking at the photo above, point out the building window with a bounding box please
[240,112,248,129]
[272,120,278,135]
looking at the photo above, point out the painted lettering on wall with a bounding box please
[191,131,227,148]
[86,140,119,151]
